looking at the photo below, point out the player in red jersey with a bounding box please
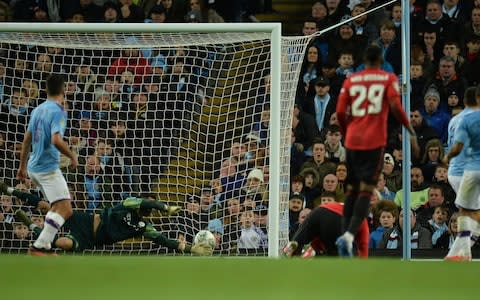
[283,202,369,258]
[334,44,418,257]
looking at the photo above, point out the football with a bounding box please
[194,230,216,249]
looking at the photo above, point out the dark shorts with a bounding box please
[346,148,384,185]
[292,207,342,256]
[63,211,95,251]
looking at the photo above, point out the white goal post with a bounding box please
[0,23,310,257]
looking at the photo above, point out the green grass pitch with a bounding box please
[0,255,477,300]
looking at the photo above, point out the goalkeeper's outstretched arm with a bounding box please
[142,224,213,255]
[122,197,181,216]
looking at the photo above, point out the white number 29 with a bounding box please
[350,84,385,117]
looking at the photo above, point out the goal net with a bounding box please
[0,24,310,256]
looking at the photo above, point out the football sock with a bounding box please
[343,231,354,245]
[346,191,372,235]
[342,189,358,233]
[470,219,480,247]
[33,212,65,250]
[447,216,475,257]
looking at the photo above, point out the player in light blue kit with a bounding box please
[443,84,480,261]
[17,74,78,256]
[446,87,479,192]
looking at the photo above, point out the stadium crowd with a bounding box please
[1,0,480,255]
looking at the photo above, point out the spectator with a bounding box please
[291,175,304,194]
[369,200,398,248]
[383,153,402,193]
[420,30,444,66]
[118,0,144,22]
[292,104,320,153]
[442,0,469,25]
[412,0,455,43]
[435,211,458,249]
[463,36,480,86]
[145,5,166,23]
[415,183,447,228]
[297,44,323,103]
[424,56,468,112]
[320,59,343,98]
[299,167,321,208]
[324,124,346,164]
[432,164,456,207]
[289,207,311,240]
[322,173,344,203]
[75,154,113,211]
[428,205,450,247]
[300,139,337,187]
[461,6,480,46]
[420,89,450,143]
[335,50,355,78]
[328,19,367,66]
[420,138,444,184]
[303,76,336,133]
[376,172,396,201]
[237,210,267,251]
[335,162,348,197]
[186,0,224,23]
[409,108,440,157]
[290,129,305,177]
[110,49,151,82]
[378,208,432,249]
[442,41,465,74]
[102,1,121,22]
[410,60,427,111]
[311,1,329,29]
[350,3,378,44]
[62,0,103,22]
[372,19,401,74]
[158,0,185,22]
[207,218,225,252]
[394,166,429,209]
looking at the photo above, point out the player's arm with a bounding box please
[122,197,181,216]
[52,133,77,168]
[142,224,212,255]
[336,86,349,135]
[0,182,50,212]
[387,79,420,157]
[444,120,467,164]
[17,131,32,181]
[444,142,464,164]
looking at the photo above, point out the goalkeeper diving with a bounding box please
[1,182,213,255]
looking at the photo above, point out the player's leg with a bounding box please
[28,170,73,252]
[445,171,480,261]
[337,148,383,257]
[284,207,326,256]
[0,180,50,212]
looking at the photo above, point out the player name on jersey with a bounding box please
[350,74,389,82]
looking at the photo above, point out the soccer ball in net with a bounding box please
[194,230,216,249]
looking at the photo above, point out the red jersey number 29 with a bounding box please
[350,84,385,117]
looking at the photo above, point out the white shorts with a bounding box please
[28,169,71,204]
[448,175,462,193]
[455,170,480,210]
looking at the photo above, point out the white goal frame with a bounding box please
[1,22,283,257]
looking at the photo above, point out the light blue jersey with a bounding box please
[447,108,476,176]
[455,110,480,171]
[27,100,67,173]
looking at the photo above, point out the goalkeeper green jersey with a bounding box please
[95,203,147,245]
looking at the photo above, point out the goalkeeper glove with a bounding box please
[190,243,214,256]
[161,205,182,216]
